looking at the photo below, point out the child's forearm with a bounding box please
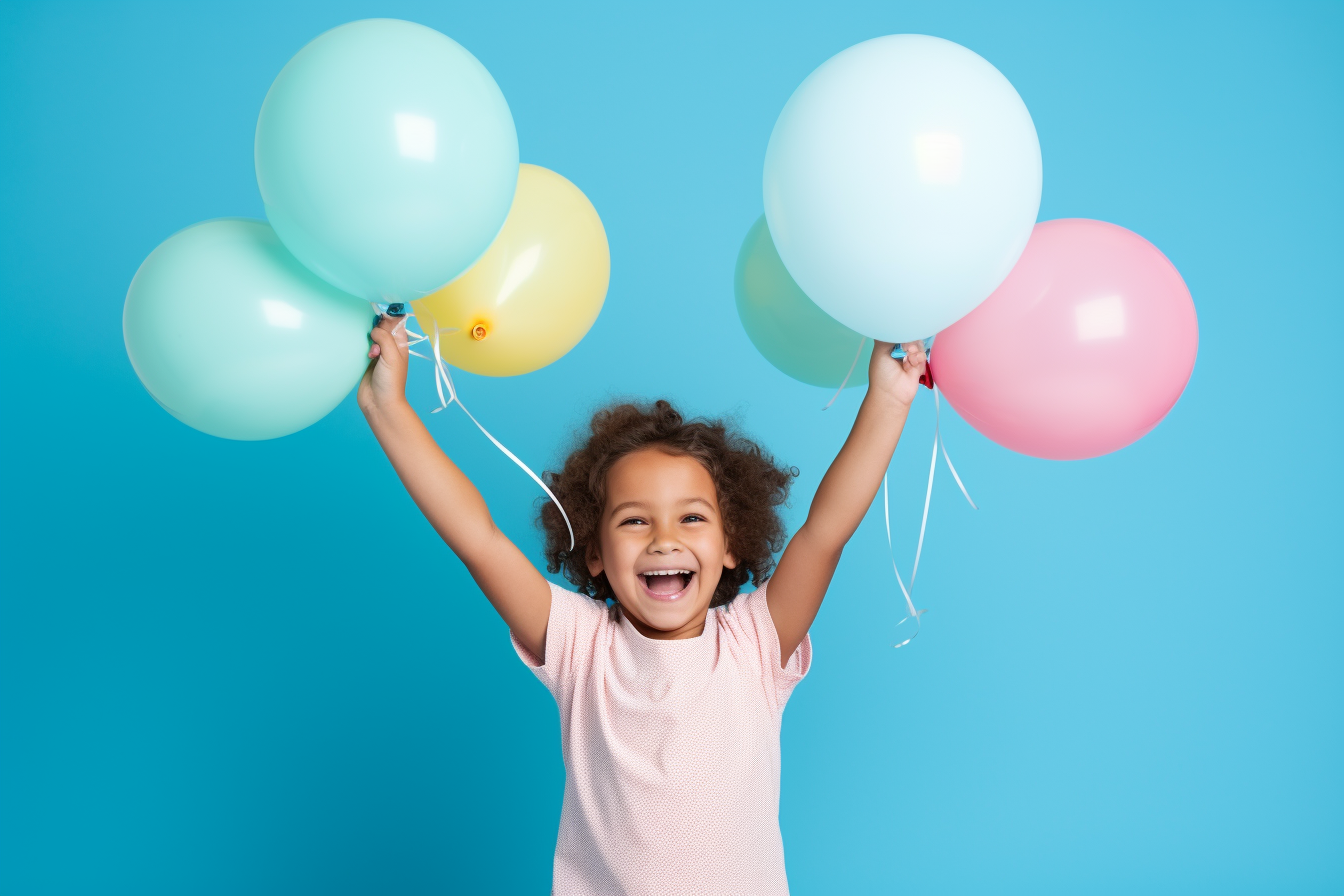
[798,388,911,556]
[766,387,912,662]
[767,341,923,660]
[363,397,502,560]
[365,396,553,654]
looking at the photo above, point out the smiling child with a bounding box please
[359,315,927,896]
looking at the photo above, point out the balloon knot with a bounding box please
[471,323,489,341]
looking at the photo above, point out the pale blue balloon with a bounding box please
[123,219,374,441]
[764,35,1041,343]
[735,216,869,390]
[255,19,519,302]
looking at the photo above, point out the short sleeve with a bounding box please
[725,582,812,711]
[510,581,604,698]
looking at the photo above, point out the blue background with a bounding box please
[1,2,1340,893]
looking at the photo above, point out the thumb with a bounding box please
[376,313,405,338]
[368,325,404,367]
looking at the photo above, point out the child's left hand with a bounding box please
[868,340,927,409]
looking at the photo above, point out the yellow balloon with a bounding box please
[412,164,610,377]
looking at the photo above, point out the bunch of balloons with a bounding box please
[738,35,1198,460]
[124,19,609,440]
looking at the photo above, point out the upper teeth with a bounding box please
[645,569,692,575]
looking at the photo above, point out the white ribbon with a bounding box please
[371,305,577,553]
[883,371,977,648]
[426,322,576,553]
[823,336,869,411]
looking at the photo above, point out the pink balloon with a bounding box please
[931,219,1198,460]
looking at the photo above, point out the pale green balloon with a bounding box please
[734,215,870,389]
[123,218,374,440]
[255,19,519,302]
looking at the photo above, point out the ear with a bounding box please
[723,548,738,570]
[586,542,604,578]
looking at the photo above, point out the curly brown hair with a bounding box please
[539,399,797,608]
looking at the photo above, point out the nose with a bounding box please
[647,520,682,555]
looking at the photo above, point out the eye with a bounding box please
[618,517,647,527]
[682,514,706,523]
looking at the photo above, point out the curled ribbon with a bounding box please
[823,335,869,411]
[884,377,977,649]
[371,305,576,553]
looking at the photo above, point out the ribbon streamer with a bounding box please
[883,373,977,648]
[426,322,576,553]
[822,336,868,411]
[372,305,577,553]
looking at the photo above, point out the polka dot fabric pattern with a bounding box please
[512,582,812,895]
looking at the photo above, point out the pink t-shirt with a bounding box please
[512,580,812,896]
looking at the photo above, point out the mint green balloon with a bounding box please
[735,215,870,389]
[255,19,519,302]
[123,219,373,441]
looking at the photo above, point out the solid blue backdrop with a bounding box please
[1,2,1340,893]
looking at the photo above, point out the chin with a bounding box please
[620,574,712,631]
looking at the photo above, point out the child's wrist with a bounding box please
[361,394,413,423]
[866,384,912,416]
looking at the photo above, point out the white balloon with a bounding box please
[763,35,1042,343]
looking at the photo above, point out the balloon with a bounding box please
[932,219,1199,460]
[123,218,373,441]
[734,215,869,389]
[255,19,518,302]
[411,164,609,377]
[763,34,1041,343]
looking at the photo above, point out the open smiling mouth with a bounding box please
[639,569,695,601]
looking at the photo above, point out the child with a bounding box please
[359,316,928,896]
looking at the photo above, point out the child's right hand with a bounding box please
[357,314,410,415]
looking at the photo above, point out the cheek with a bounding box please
[597,532,640,574]
[694,531,733,565]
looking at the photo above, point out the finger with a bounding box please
[368,342,381,359]
[369,325,404,362]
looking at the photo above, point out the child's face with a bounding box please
[587,447,737,639]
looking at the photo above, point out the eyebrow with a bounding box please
[609,497,715,516]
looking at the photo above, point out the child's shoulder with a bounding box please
[548,579,616,624]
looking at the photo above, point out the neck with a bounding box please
[619,605,708,640]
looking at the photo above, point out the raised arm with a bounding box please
[766,341,927,665]
[358,316,553,659]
